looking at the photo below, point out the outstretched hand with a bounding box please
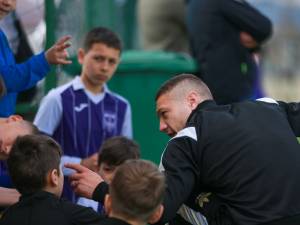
[65,163,104,199]
[45,35,72,65]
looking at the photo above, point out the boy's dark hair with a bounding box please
[98,136,140,166]
[83,27,122,52]
[110,159,165,222]
[7,135,62,194]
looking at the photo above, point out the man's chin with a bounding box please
[168,133,176,137]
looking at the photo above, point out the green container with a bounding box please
[108,50,198,163]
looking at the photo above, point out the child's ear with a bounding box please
[77,48,85,65]
[48,169,59,187]
[104,194,112,216]
[148,204,164,224]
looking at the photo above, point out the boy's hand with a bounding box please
[45,35,72,65]
[65,163,104,199]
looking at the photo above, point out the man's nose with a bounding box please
[159,119,167,133]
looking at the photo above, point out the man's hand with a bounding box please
[0,188,20,206]
[45,35,72,65]
[80,152,99,172]
[240,32,258,49]
[65,163,103,199]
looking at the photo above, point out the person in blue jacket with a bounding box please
[0,0,72,117]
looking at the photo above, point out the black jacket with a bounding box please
[0,191,104,225]
[97,217,130,225]
[157,99,300,225]
[187,0,272,104]
[93,99,300,225]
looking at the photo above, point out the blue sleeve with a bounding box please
[0,29,50,92]
[0,52,51,92]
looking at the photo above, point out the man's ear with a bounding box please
[48,169,59,187]
[7,115,23,122]
[148,204,164,224]
[77,48,85,65]
[104,194,112,216]
[186,91,200,110]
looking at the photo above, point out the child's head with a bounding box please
[7,134,63,197]
[0,115,40,160]
[83,27,122,53]
[78,27,122,91]
[0,0,16,20]
[105,159,165,224]
[98,136,140,184]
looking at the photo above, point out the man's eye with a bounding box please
[161,111,167,117]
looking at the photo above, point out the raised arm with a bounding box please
[220,0,272,44]
[0,35,71,93]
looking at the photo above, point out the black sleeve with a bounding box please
[92,182,109,204]
[220,0,272,43]
[154,135,200,225]
[62,200,105,225]
[278,101,300,136]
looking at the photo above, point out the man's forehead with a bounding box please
[156,94,174,114]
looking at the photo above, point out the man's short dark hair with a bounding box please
[110,159,165,222]
[83,27,122,52]
[98,136,140,166]
[155,73,213,101]
[7,135,62,194]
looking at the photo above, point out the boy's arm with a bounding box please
[0,52,50,92]
[0,35,71,93]
[34,89,62,135]
[220,0,272,44]
[121,104,133,138]
[0,187,20,207]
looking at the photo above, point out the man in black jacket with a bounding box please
[187,0,272,104]
[67,74,300,225]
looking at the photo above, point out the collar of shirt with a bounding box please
[72,76,111,104]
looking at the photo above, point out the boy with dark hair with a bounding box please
[98,136,140,184]
[77,136,140,211]
[102,159,165,225]
[34,26,132,201]
[0,135,104,225]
